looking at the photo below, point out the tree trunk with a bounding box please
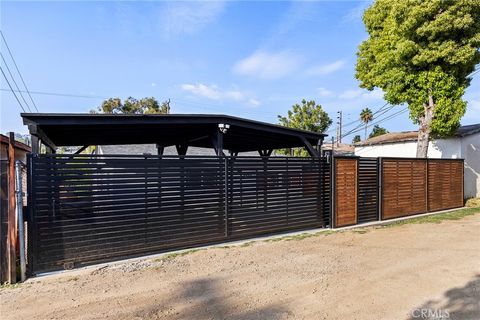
[364,124,367,141]
[416,94,434,158]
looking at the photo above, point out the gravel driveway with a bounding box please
[1,211,479,320]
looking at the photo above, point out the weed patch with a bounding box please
[154,249,201,262]
[381,207,480,228]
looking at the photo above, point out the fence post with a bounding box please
[224,157,229,238]
[27,154,36,277]
[377,157,383,221]
[15,161,26,282]
[425,158,429,213]
[7,132,17,283]
[330,156,335,228]
[355,157,359,225]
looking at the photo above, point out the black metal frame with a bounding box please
[26,154,330,274]
[21,113,326,156]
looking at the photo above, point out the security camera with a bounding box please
[218,123,230,134]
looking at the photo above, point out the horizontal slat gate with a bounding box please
[28,155,226,273]
[228,158,326,238]
[28,154,329,274]
[321,160,331,225]
[357,158,378,223]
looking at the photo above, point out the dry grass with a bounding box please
[465,197,480,208]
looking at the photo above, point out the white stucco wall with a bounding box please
[354,138,461,158]
[354,133,480,198]
[461,133,480,198]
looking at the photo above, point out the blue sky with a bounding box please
[1,1,479,142]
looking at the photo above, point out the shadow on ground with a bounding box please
[408,274,480,320]
[122,277,290,320]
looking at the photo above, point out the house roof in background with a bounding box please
[98,144,260,156]
[355,131,418,146]
[355,123,480,147]
[21,113,327,152]
[322,143,354,153]
[0,134,31,152]
[456,123,480,137]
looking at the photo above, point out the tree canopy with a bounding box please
[356,0,480,156]
[277,99,332,156]
[368,125,389,139]
[352,135,361,144]
[92,97,170,114]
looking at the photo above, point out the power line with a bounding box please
[0,30,39,112]
[0,88,108,99]
[469,68,480,77]
[0,52,32,112]
[342,107,409,140]
[325,102,391,134]
[1,65,26,112]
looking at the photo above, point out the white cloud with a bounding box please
[151,83,157,87]
[339,88,383,100]
[224,90,245,101]
[307,60,346,76]
[318,87,333,97]
[160,1,224,38]
[233,50,301,80]
[339,89,362,99]
[181,83,260,106]
[248,98,261,107]
[181,83,221,100]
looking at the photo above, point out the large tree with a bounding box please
[92,97,170,114]
[277,99,332,156]
[368,124,389,139]
[356,0,480,157]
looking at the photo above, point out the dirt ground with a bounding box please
[1,212,479,320]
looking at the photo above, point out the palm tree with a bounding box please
[360,108,373,140]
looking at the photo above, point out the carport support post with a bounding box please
[31,134,40,155]
[377,157,383,221]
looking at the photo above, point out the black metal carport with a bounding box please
[22,113,330,273]
[22,113,325,156]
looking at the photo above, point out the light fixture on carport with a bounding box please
[218,123,230,134]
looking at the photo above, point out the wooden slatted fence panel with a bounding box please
[334,158,357,227]
[382,159,427,219]
[427,160,464,211]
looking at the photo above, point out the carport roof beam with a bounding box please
[21,113,327,156]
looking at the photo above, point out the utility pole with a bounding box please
[336,111,342,145]
[166,99,171,114]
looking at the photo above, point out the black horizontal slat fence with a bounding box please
[357,158,379,223]
[27,154,330,274]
